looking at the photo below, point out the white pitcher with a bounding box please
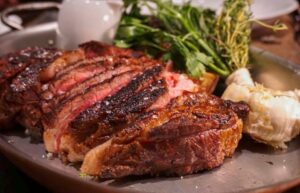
[56,0,124,49]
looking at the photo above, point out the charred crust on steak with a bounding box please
[69,79,167,148]
[70,65,163,130]
[0,42,250,178]
[42,70,139,127]
[0,47,61,84]
[0,47,61,132]
[223,100,250,120]
[81,92,247,178]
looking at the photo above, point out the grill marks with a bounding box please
[64,66,166,152]
[80,92,248,178]
[43,70,139,131]
[42,55,201,161]
[43,70,139,152]
[47,63,106,95]
[39,50,85,82]
[41,56,156,114]
[109,78,167,122]
[0,42,246,178]
[0,47,62,133]
[0,47,61,84]
[42,64,134,113]
[72,65,163,128]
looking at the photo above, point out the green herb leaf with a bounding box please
[115,0,285,78]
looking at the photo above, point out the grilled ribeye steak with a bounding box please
[81,92,249,178]
[0,47,62,131]
[57,67,166,161]
[0,41,142,135]
[0,41,243,179]
[41,45,165,160]
[38,43,218,162]
[43,57,202,162]
[0,47,61,84]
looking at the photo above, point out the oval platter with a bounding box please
[0,23,300,193]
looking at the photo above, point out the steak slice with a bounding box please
[42,64,137,114]
[0,47,61,131]
[0,47,60,84]
[43,70,140,153]
[81,92,249,178]
[40,41,143,83]
[71,65,164,131]
[41,56,156,111]
[57,64,207,162]
[45,62,106,96]
[39,49,85,82]
[25,42,145,139]
[58,65,165,161]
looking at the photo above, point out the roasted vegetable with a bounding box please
[222,68,300,148]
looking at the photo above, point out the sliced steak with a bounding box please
[0,47,60,84]
[24,42,144,139]
[39,49,85,82]
[41,56,158,114]
[58,64,201,162]
[0,41,234,179]
[0,47,61,131]
[43,70,140,154]
[71,65,164,131]
[42,62,107,99]
[57,65,165,161]
[81,92,249,178]
[40,41,144,83]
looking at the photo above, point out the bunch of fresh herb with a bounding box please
[215,0,286,71]
[115,0,285,78]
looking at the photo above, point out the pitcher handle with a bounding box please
[1,2,61,30]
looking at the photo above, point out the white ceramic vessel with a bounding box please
[56,0,123,49]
